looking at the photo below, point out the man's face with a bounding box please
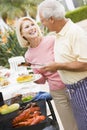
[39,12,56,32]
[39,12,51,30]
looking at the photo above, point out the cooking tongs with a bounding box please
[18,62,45,68]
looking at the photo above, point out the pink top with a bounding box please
[25,36,65,90]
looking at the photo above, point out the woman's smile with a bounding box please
[21,20,39,39]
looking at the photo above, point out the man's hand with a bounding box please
[40,62,59,72]
[40,61,87,72]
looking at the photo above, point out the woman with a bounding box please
[16,16,78,130]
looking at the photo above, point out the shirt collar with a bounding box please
[48,19,73,37]
[56,19,73,36]
[49,19,72,36]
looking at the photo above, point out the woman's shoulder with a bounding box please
[41,35,55,48]
[43,34,55,42]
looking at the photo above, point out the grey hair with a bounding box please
[16,16,42,48]
[38,0,65,19]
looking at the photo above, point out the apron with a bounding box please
[66,77,87,130]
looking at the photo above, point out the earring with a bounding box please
[23,36,27,41]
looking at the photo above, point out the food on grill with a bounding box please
[10,94,22,104]
[0,103,20,115]
[12,106,40,124]
[30,115,46,125]
[12,102,46,127]
[16,74,34,83]
[14,115,46,127]
[0,104,8,113]
[5,93,36,105]
[22,95,33,103]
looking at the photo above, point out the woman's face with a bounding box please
[21,19,39,41]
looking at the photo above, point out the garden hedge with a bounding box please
[65,5,87,23]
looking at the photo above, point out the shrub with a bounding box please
[0,29,27,68]
[65,6,87,23]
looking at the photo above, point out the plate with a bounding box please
[16,74,34,83]
[33,74,41,82]
[16,74,41,83]
[0,77,10,88]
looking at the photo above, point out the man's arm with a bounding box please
[40,61,87,72]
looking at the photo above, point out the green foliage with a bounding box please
[0,0,43,20]
[0,30,27,68]
[37,22,49,36]
[65,6,87,23]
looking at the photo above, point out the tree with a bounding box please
[0,0,43,22]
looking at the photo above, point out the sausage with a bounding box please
[13,118,34,127]
[13,115,46,127]
[12,106,40,124]
[30,115,46,125]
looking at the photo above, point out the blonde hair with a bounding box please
[16,16,42,48]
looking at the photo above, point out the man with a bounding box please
[37,0,87,130]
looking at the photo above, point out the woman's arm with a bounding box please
[33,69,46,84]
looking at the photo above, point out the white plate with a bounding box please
[16,74,41,83]
[0,74,41,89]
[33,74,41,81]
[0,78,10,89]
